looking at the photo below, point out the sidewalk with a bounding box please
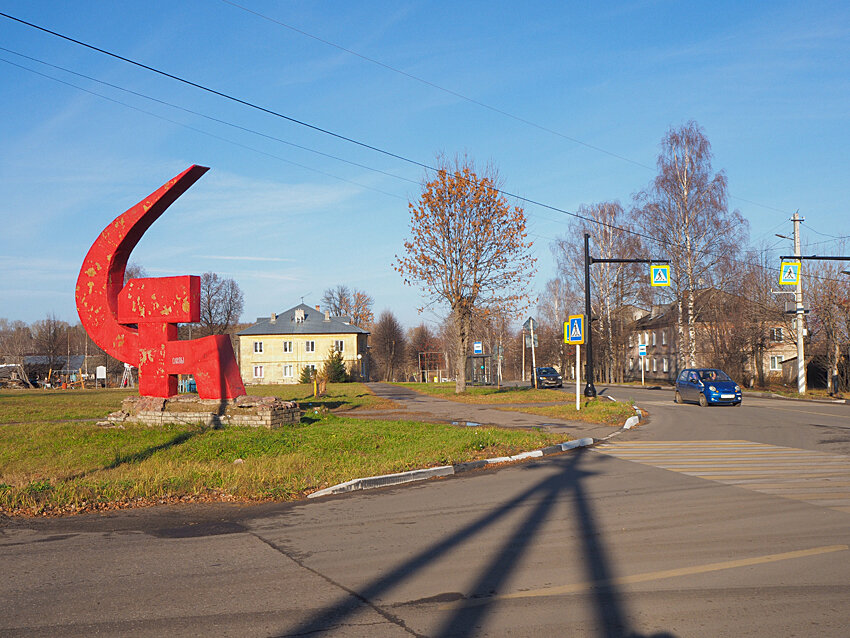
[365,382,623,440]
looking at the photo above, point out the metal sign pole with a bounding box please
[576,343,581,411]
[530,319,538,388]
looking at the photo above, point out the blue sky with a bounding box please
[1,1,848,329]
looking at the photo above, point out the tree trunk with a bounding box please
[676,298,686,371]
[686,289,697,367]
[454,310,469,393]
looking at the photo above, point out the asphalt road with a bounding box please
[2,390,849,637]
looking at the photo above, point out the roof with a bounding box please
[24,355,86,369]
[237,304,370,337]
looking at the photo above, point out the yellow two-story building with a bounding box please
[238,304,370,385]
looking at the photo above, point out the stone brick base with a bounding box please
[106,395,302,429]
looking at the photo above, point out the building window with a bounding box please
[662,329,667,345]
[770,328,783,342]
[253,365,264,379]
[628,334,633,347]
[643,331,649,347]
[283,364,293,378]
[334,339,345,353]
[645,358,650,372]
[770,355,783,371]
[663,358,669,373]
[253,341,263,353]
[305,340,315,353]
[652,332,657,347]
[629,357,634,371]
[652,358,657,372]
[283,341,292,353]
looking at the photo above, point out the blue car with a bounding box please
[675,368,742,407]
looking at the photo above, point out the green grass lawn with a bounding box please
[398,382,577,404]
[0,388,137,423]
[499,398,638,426]
[0,385,564,516]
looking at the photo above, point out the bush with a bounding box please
[323,347,349,383]
[299,366,316,384]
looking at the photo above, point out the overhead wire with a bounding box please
[0,55,409,201]
[0,45,419,189]
[1,11,848,287]
[219,0,795,217]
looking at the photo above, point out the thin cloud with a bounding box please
[196,254,294,262]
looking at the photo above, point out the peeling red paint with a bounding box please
[75,165,246,400]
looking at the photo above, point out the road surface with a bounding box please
[2,388,848,636]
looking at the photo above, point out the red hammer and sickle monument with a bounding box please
[75,165,246,400]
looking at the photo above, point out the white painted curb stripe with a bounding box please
[308,399,645,499]
[309,465,455,498]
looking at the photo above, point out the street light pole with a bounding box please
[583,233,596,397]
[582,232,669,399]
[793,212,806,395]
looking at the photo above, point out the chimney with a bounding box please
[324,310,330,322]
[315,305,320,311]
[270,312,276,323]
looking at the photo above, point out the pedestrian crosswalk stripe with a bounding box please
[595,440,850,513]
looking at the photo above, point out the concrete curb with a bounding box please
[308,397,647,499]
[306,400,651,499]
[308,466,455,499]
[308,437,599,499]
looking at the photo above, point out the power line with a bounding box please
[1,12,844,285]
[217,0,794,216]
[0,12,648,239]
[219,0,653,172]
[0,55,408,201]
[0,45,420,188]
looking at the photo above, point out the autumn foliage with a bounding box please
[395,158,535,392]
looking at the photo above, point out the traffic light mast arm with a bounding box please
[779,255,850,261]
[583,231,670,399]
[590,258,671,264]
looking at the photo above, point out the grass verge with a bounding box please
[0,386,564,516]
[397,382,575,404]
[499,397,637,426]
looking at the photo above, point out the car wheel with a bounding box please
[674,391,683,404]
[698,393,708,407]
[734,401,742,407]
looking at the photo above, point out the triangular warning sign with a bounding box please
[570,321,582,340]
[783,266,795,280]
[654,268,667,283]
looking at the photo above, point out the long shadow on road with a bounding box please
[275,450,676,637]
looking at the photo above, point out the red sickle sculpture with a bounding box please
[75,165,246,400]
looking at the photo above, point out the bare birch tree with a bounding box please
[321,285,375,329]
[198,272,244,336]
[635,121,748,369]
[555,202,643,382]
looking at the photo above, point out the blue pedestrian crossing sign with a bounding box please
[779,261,801,286]
[565,314,585,344]
[650,264,670,287]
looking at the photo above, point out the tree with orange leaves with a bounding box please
[395,157,535,393]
